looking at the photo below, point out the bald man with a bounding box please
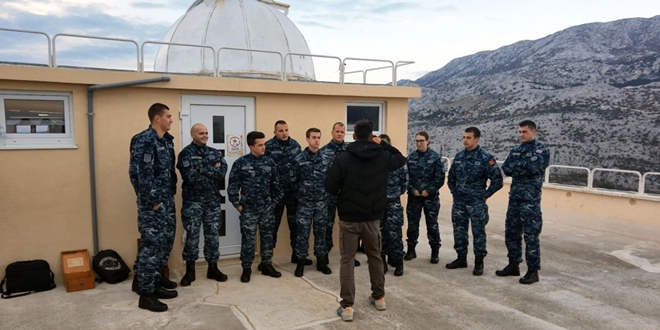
[176,123,229,286]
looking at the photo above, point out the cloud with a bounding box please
[0,3,170,67]
[296,20,336,29]
[371,2,419,14]
[131,2,167,9]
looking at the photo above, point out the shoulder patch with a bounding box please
[488,159,495,166]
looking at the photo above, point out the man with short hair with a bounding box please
[291,128,333,277]
[177,123,229,287]
[265,120,309,266]
[320,122,360,267]
[446,127,503,276]
[129,102,178,312]
[228,131,283,283]
[405,131,445,264]
[325,120,406,322]
[496,120,550,284]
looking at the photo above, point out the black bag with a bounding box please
[92,250,130,284]
[0,260,56,299]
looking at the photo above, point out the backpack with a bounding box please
[92,250,130,284]
[1,259,56,299]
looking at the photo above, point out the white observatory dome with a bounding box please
[154,0,315,80]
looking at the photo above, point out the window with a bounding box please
[346,102,384,141]
[0,91,75,149]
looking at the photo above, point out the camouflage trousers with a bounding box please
[273,191,298,251]
[381,198,405,261]
[325,196,338,252]
[135,196,176,294]
[295,200,329,260]
[406,195,441,249]
[240,205,275,269]
[505,199,543,271]
[181,199,222,263]
[451,197,489,259]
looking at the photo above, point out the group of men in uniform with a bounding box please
[129,102,550,314]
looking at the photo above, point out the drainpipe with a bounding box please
[87,76,171,255]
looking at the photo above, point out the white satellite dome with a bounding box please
[154,0,315,80]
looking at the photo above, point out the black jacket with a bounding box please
[324,139,406,222]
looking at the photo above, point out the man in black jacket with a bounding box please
[324,120,406,321]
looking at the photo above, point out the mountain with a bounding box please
[408,15,660,191]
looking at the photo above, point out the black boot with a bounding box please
[388,252,396,266]
[180,261,196,287]
[519,270,539,284]
[495,263,520,276]
[394,259,404,276]
[131,276,139,294]
[430,247,440,264]
[138,294,168,312]
[383,257,389,274]
[160,272,177,290]
[473,258,484,276]
[404,244,417,261]
[317,255,332,275]
[207,262,228,282]
[291,253,313,266]
[261,263,282,278]
[294,260,306,277]
[445,256,468,269]
[154,285,178,299]
[240,268,251,283]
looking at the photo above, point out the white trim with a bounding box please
[0,90,75,149]
[344,101,385,142]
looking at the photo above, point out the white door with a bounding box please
[180,95,255,258]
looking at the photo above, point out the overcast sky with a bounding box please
[1,0,659,82]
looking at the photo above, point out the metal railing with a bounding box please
[545,165,591,186]
[0,28,413,85]
[641,172,660,195]
[53,33,140,70]
[590,168,643,193]
[142,41,217,75]
[0,28,52,66]
[443,158,656,197]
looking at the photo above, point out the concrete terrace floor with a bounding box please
[2,196,660,330]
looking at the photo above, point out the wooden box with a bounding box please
[61,249,95,292]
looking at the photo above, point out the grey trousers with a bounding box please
[339,220,385,307]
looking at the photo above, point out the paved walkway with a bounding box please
[2,197,659,330]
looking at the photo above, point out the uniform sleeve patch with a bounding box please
[488,159,495,166]
[143,153,153,163]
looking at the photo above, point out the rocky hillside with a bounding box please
[407,16,660,192]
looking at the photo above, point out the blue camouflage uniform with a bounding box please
[264,137,301,251]
[129,126,177,295]
[227,153,283,269]
[291,147,332,260]
[501,140,550,271]
[381,166,408,261]
[319,140,347,250]
[447,146,503,260]
[176,143,228,263]
[406,148,445,249]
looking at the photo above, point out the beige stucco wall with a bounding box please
[0,65,417,280]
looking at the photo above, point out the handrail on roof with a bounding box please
[218,47,285,80]
[52,33,140,70]
[284,53,342,82]
[0,28,52,66]
[142,41,217,76]
[0,27,415,86]
[342,58,394,85]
